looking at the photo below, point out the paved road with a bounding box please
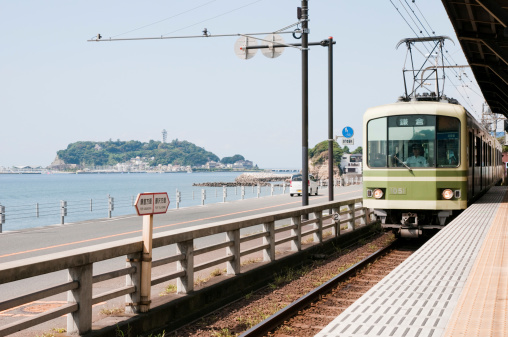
[0,185,362,336]
[0,185,362,264]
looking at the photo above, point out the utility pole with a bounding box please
[327,36,334,201]
[301,0,309,208]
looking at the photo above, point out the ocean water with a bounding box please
[0,172,287,231]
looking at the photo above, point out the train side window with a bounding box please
[436,116,460,167]
[469,132,473,167]
[367,117,387,168]
[475,137,481,167]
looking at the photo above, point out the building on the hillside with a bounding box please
[233,160,253,169]
[205,161,220,169]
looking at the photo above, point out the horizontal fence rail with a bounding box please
[0,178,363,233]
[0,197,371,336]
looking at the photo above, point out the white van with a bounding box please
[289,174,319,196]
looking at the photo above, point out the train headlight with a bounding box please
[373,189,384,199]
[442,189,454,200]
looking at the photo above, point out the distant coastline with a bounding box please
[0,168,266,175]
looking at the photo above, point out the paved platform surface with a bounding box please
[316,186,508,337]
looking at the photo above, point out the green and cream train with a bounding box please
[363,96,504,238]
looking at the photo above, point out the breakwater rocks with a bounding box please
[193,172,293,187]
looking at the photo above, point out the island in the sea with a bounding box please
[46,139,259,173]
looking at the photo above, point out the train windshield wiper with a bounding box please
[393,155,412,172]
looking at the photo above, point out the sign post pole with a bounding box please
[140,213,153,312]
[132,192,170,313]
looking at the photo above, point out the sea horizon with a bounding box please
[0,171,293,232]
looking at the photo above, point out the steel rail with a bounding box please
[239,239,399,337]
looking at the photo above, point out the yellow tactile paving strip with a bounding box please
[444,189,508,337]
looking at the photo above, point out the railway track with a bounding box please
[240,239,420,337]
[168,234,423,337]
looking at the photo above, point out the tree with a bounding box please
[308,140,343,165]
[56,139,221,167]
[221,154,245,164]
[352,146,363,154]
[343,146,350,154]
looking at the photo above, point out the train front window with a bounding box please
[387,115,436,168]
[367,114,461,169]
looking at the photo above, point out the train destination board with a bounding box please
[134,192,170,216]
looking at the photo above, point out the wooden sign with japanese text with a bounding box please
[134,192,170,216]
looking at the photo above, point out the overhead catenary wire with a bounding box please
[162,0,265,37]
[388,0,485,118]
[397,0,425,35]
[405,0,484,100]
[110,0,218,38]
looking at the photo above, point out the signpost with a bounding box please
[342,126,354,138]
[337,126,355,146]
[133,192,170,312]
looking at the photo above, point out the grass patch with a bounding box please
[160,283,177,296]
[269,267,304,289]
[241,257,262,267]
[210,328,235,337]
[100,307,125,316]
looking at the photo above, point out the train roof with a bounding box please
[363,97,467,121]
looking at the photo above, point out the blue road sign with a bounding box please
[342,126,354,138]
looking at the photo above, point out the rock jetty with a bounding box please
[193,172,293,187]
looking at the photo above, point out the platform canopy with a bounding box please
[441,0,508,130]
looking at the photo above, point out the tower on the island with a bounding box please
[162,129,167,143]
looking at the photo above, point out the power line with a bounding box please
[162,0,265,36]
[110,1,218,38]
[398,0,424,35]
[389,0,420,37]
[388,0,486,115]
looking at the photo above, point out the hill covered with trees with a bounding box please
[56,139,224,167]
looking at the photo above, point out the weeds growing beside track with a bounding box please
[168,232,396,336]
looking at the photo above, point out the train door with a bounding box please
[475,135,482,195]
[468,131,474,198]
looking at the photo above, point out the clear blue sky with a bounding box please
[0,0,485,168]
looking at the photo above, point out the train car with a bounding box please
[363,95,504,238]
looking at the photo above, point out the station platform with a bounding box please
[316,185,508,337]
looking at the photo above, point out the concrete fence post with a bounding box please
[313,211,323,243]
[332,207,340,236]
[222,185,227,203]
[201,189,206,205]
[290,216,301,252]
[125,252,142,314]
[262,221,275,262]
[270,184,274,196]
[67,263,93,335]
[257,184,261,198]
[226,230,240,275]
[359,202,367,226]
[241,186,245,200]
[177,239,194,294]
[349,202,356,230]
